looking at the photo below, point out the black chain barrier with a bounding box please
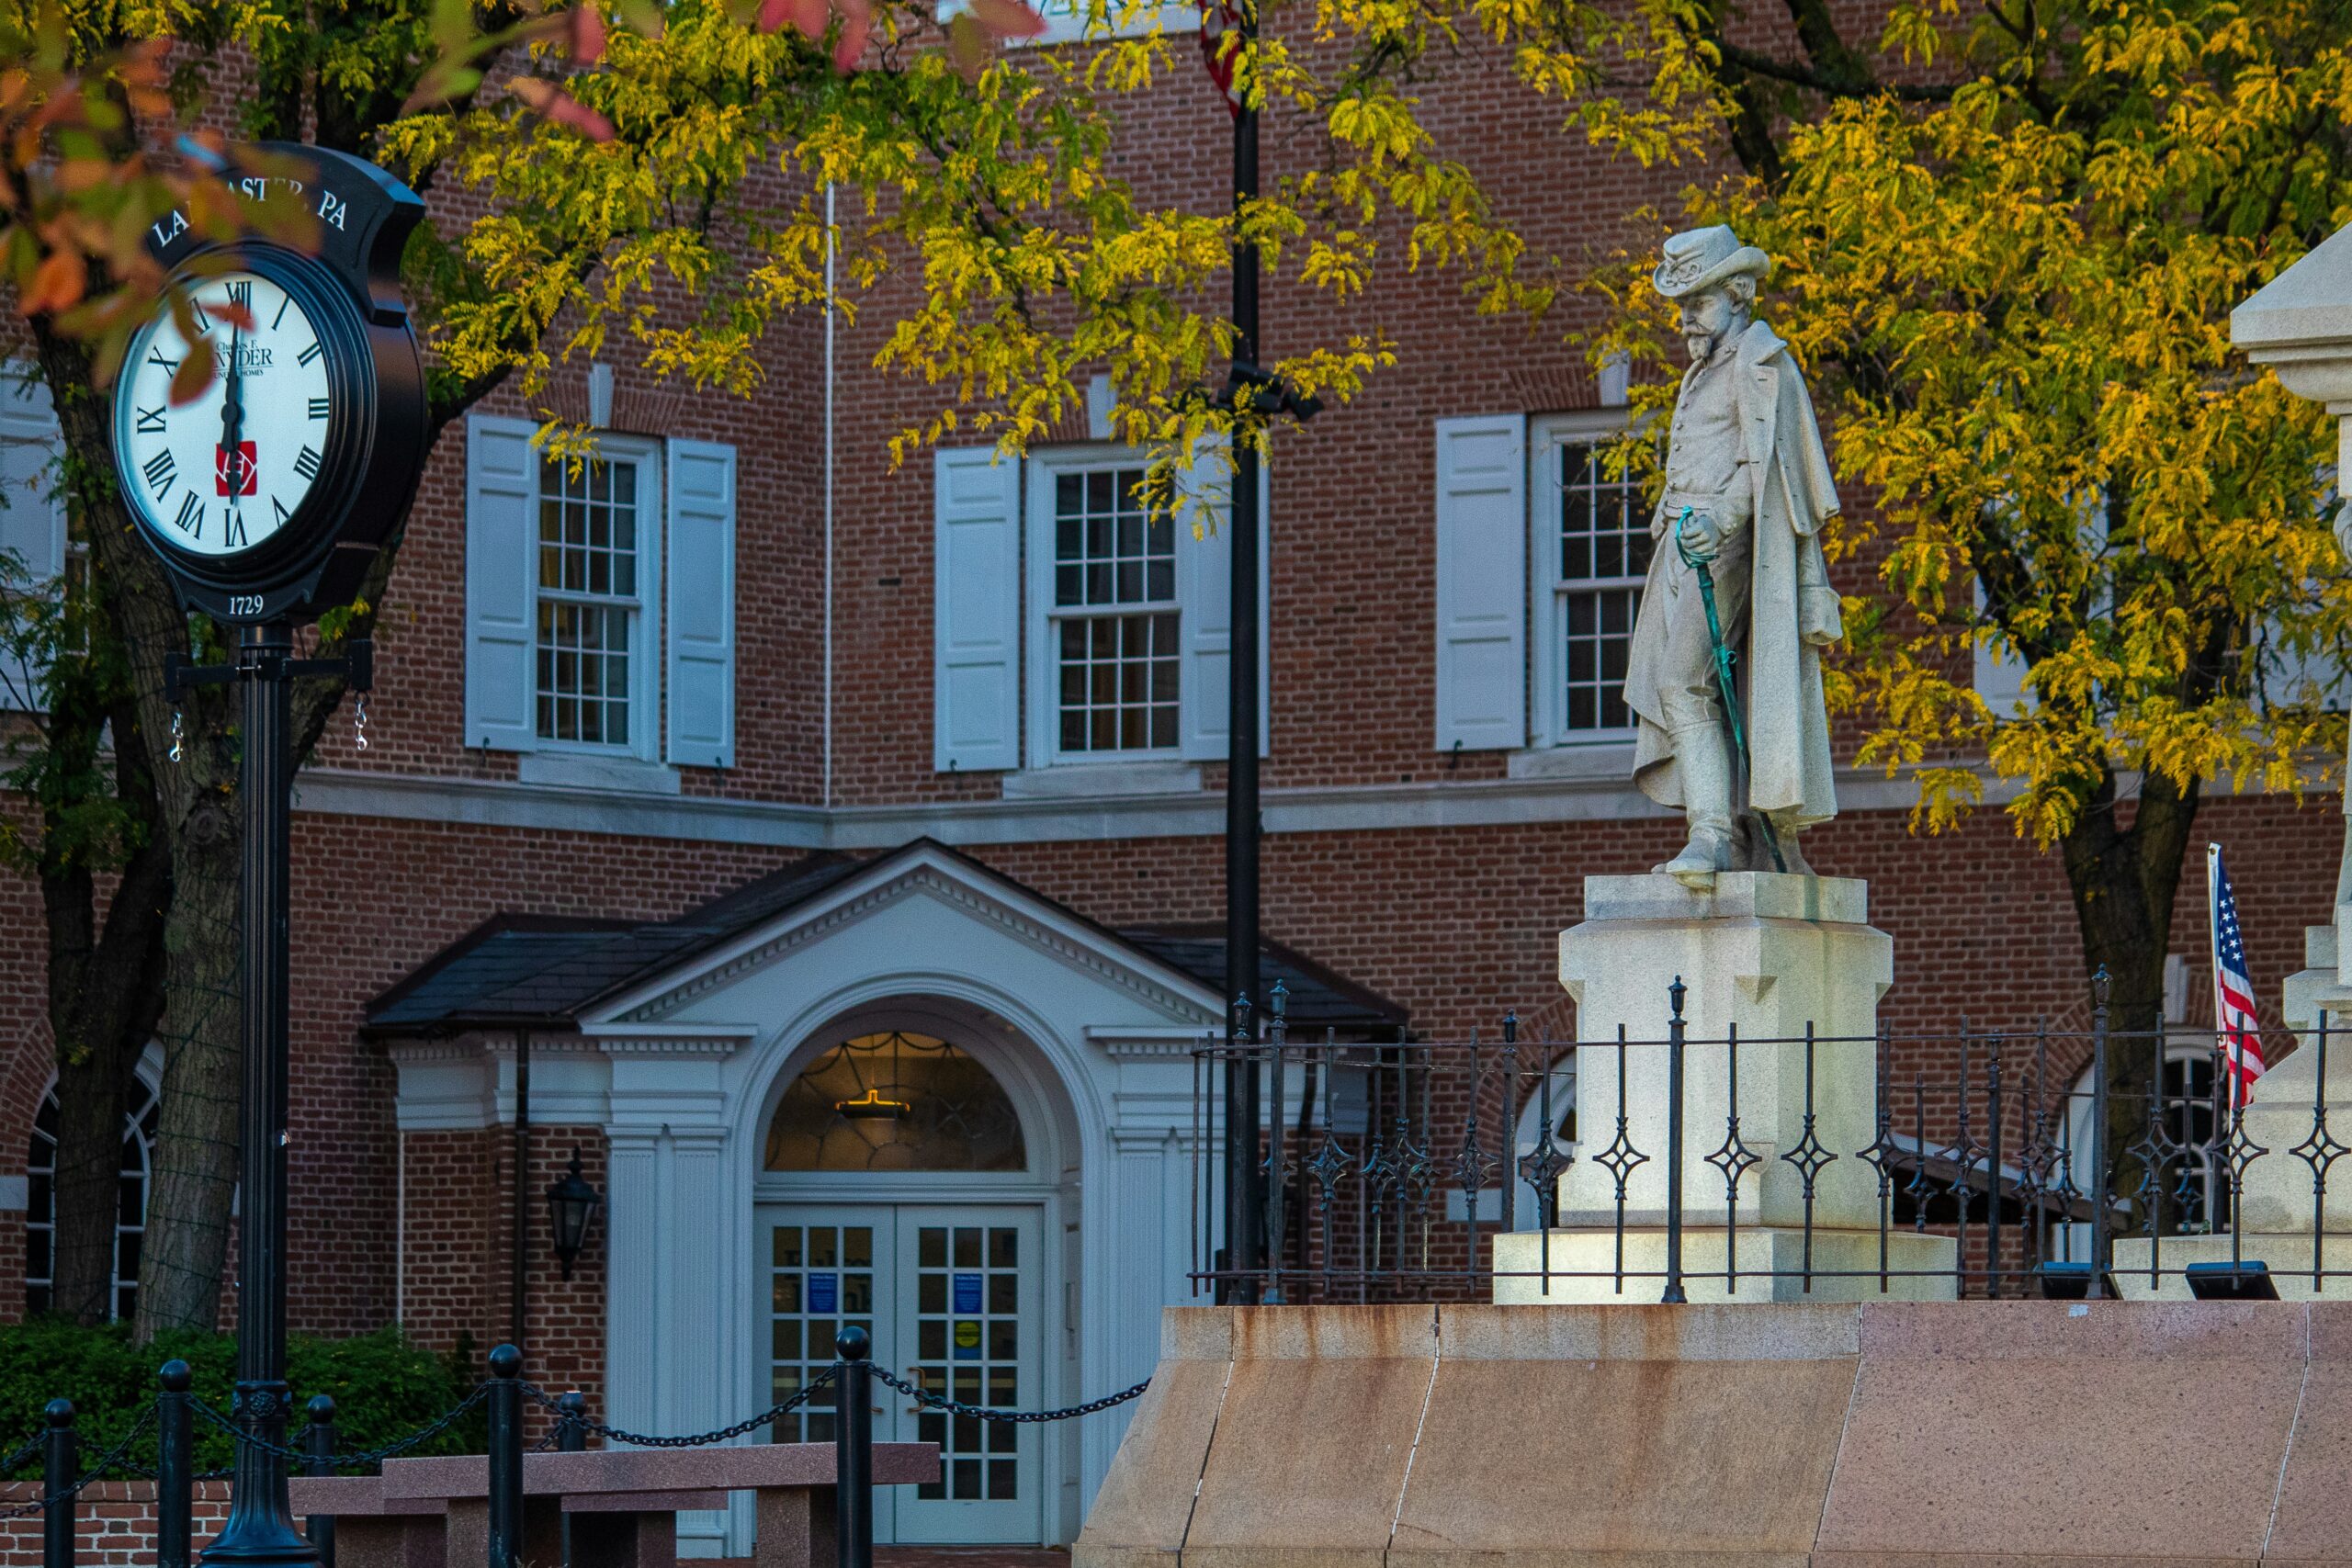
[0,1430,42,1476]
[869,1367,1152,1424]
[188,1382,491,1472]
[519,1365,837,1449]
[0,1405,156,1521]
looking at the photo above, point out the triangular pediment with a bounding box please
[579,841,1225,1031]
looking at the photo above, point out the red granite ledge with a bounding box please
[381,1441,940,1498]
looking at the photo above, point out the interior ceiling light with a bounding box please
[835,1086,911,1121]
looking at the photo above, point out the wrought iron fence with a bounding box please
[1192,977,2342,1303]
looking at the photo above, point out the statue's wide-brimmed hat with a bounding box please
[1654,225,1771,299]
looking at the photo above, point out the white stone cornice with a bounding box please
[1091,1027,1218,1059]
[583,1028,752,1057]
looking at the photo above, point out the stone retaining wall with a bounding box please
[1076,1301,2352,1568]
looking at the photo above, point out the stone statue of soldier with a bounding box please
[1625,225,1845,887]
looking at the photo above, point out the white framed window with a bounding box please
[1529,413,1648,745]
[464,416,738,777]
[26,1053,162,1323]
[931,441,1266,777]
[942,0,1198,46]
[0,364,67,710]
[534,444,659,753]
[1037,457,1180,760]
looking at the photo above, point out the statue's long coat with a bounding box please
[1626,319,1843,828]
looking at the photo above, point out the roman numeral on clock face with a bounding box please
[297,341,322,367]
[309,398,330,421]
[147,347,179,374]
[294,446,322,481]
[225,280,251,310]
[135,407,166,434]
[173,492,203,539]
[142,449,175,495]
[226,510,248,548]
[272,496,291,525]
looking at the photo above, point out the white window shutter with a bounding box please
[665,439,737,768]
[933,446,1023,773]
[0,367,65,712]
[1176,450,1271,761]
[464,414,541,752]
[1433,415,1527,750]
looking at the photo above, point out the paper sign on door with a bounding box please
[953,1273,983,1313]
[808,1272,839,1314]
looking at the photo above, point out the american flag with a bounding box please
[1199,0,1243,118]
[2209,843,2268,1110]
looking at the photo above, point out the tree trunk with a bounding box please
[35,584,174,1324]
[2059,762,2201,1237]
[134,839,244,1337]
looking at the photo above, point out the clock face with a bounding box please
[112,269,335,559]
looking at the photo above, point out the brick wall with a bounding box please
[0,1483,232,1566]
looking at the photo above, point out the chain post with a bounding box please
[2088,967,2111,1299]
[42,1400,74,1568]
[556,1390,587,1568]
[303,1397,336,1568]
[486,1346,524,1568]
[557,1393,586,1453]
[833,1326,874,1568]
[1664,977,1688,1303]
[158,1364,193,1568]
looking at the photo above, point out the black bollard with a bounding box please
[157,1363,193,1568]
[833,1327,873,1568]
[304,1394,337,1568]
[41,1398,74,1568]
[486,1345,524,1568]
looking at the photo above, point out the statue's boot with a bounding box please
[1656,721,1736,888]
[1767,815,1814,876]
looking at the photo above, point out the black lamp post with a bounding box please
[546,1147,603,1281]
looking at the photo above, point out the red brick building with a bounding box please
[0,13,2338,1554]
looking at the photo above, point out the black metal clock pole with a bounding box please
[209,620,312,1566]
[166,626,370,1567]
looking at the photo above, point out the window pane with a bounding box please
[1561,585,1641,735]
[534,453,642,749]
[1050,464,1178,755]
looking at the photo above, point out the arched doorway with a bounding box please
[752,1005,1071,1546]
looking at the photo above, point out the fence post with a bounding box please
[304,1395,337,1568]
[41,1399,74,1568]
[486,1345,524,1568]
[2088,968,2111,1299]
[834,1325,874,1568]
[157,1363,192,1568]
[557,1392,586,1568]
[1663,977,1688,1304]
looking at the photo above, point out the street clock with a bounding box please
[111,142,428,625]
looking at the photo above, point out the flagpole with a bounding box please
[1220,0,1267,1305]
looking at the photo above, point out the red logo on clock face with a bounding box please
[217,442,257,497]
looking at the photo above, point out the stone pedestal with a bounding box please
[1494,873,1955,1303]
[2112,912,2352,1299]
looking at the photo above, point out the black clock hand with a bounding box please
[219,324,245,495]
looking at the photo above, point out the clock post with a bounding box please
[121,143,429,1568]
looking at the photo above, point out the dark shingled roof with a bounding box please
[365,842,1405,1037]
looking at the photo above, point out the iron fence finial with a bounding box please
[1668,975,1687,1021]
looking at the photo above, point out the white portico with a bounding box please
[374,841,1398,1554]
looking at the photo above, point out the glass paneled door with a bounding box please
[762,1204,1045,1545]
